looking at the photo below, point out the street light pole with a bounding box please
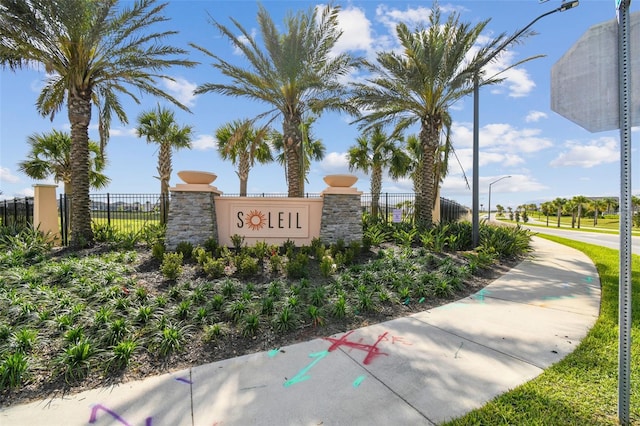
[471,0,579,247]
[487,175,511,221]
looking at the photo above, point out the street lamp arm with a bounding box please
[477,1,579,72]
[471,0,579,247]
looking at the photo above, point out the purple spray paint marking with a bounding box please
[88,404,152,426]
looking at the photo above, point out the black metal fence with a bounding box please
[58,193,168,245]
[4,192,469,245]
[0,197,33,228]
[359,193,470,224]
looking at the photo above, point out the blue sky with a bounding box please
[1,0,638,210]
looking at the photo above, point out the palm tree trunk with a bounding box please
[238,154,249,197]
[283,116,302,197]
[68,91,94,247]
[158,143,172,224]
[371,165,382,218]
[577,205,582,228]
[416,119,439,228]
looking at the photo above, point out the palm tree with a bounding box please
[572,195,589,229]
[18,130,110,197]
[540,201,553,226]
[136,106,193,224]
[271,116,326,195]
[0,0,196,247]
[192,4,357,197]
[350,3,535,227]
[552,197,567,227]
[215,119,273,196]
[564,199,578,228]
[591,198,606,226]
[603,197,618,215]
[347,125,411,218]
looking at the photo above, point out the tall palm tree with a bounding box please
[136,106,193,224]
[215,119,273,196]
[350,2,536,227]
[572,195,589,229]
[591,198,607,226]
[540,201,553,226]
[192,4,357,197]
[603,197,619,215]
[552,197,567,227]
[0,0,196,247]
[18,130,110,196]
[347,125,410,218]
[271,116,326,195]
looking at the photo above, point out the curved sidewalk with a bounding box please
[0,237,601,425]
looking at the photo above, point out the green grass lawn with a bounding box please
[444,234,640,425]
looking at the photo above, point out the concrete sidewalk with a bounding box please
[0,237,601,426]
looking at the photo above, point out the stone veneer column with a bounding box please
[165,184,220,251]
[319,189,363,245]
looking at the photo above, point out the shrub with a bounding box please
[57,339,95,382]
[203,257,225,279]
[286,253,309,279]
[242,314,260,337]
[202,323,224,342]
[92,223,119,243]
[0,352,29,390]
[273,306,296,332]
[175,241,194,261]
[109,339,138,370]
[161,252,183,281]
[237,255,259,278]
[10,328,38,354]
[155,323,190,357]
[479,224,532,258]
[152,242,165,262]
[0,225,52,267]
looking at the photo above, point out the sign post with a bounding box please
[552,7,635,425]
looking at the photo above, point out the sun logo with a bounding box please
[245,209,266,231]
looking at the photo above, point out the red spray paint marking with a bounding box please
[88,404,152,426]
[323,331,389,365]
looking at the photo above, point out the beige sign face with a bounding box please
[230,204,309,238]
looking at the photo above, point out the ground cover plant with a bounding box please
[0,219,531,406]
[445,235,640,425]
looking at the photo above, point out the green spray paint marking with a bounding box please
[353,375,366,388]
[284,350,329,387]
[418,297,425,303]
[268,349,280,358]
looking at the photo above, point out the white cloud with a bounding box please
[191,134,216,151]
[525,110,548,123]
[318,152,350,174]
[108,127,138,137]
[334,6,374,54]
[550,137,618,168]
[375,4,432,34]
[452,122,553,171]
[0,167,21,184]
[162,77,198,108]
[483,50,536,98]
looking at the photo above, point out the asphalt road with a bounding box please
[519,221,640,253]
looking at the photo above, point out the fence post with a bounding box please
[385,193,389,223]
[106,193,111,226]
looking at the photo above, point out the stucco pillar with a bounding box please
[33,184,60,245]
